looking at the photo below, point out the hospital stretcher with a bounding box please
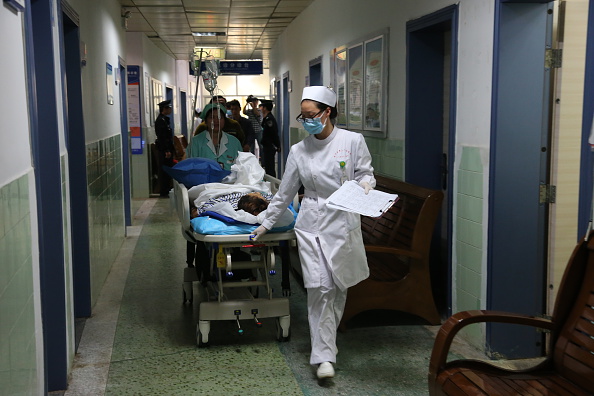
[173,176,295,347]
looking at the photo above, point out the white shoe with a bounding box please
[317,362,335,379]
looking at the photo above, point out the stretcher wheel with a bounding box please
[275,317,290,342]
[197,328,209,348]
[182,282,193,303]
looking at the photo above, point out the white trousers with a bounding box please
[306,248,347,365]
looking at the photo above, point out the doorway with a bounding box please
[281,72,290,174]
[488,0,554,358]
[309,56,322,86]
[406,4,458,319]
[118,60,131,227]
[28,0,69,390]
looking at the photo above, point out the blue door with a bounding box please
[488,0,554,358]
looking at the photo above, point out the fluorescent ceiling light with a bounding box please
[192,32,226,37]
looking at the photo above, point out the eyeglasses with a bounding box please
[296,109,324,124]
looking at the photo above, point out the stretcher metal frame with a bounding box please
[173,176,294,347]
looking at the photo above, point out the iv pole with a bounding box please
[189,48,204,138]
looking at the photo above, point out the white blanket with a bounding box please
[206,202,295,227]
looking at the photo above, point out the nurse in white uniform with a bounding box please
[253,86,376,379]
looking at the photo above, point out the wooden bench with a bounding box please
[339,175,444,331]
[428,232,594,396]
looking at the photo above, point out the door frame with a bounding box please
[405,4,459,318]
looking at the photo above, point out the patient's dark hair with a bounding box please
[237,193,269,215]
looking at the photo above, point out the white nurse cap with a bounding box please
[301,86,337,107]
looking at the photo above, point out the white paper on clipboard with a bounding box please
[325,180,398,217]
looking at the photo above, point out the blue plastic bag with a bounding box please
[163,158,230,188]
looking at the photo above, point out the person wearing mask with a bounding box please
[194,96,245,146]
[186,103,242,170]
[258,100,281,177]
[251,86,375,380]
[227,99,255,152]
[243,95,263,147]
[185,102,244,279]
[155,99,175,197]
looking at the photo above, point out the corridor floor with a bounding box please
[63,198,468,396]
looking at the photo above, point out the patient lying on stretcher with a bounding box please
[190,190,295,229]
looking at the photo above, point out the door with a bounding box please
[282,72,290,173]
[488,0,554,358]
[406,5,458,318]
[118,61,131,227]
[28,0,69,390]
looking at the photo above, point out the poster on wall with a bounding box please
[144,72,151,126]
[335,49,347,127]
[348,44,363,130]
[106,63,114,105]
[127,66,143,154]
[364,37,383,130]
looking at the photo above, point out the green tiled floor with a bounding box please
[77,198,449,395]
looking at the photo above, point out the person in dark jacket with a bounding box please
[155,99,175,197]
[259,100,281,177]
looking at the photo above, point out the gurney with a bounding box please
[173,175,295,347]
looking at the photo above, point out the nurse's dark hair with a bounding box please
[307,100,338,125]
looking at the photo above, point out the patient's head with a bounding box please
[237,192,269,215]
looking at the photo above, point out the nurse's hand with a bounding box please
[251,225,269,241]
[359,181,373,194]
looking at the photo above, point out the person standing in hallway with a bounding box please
[243,95,262,150]
[259,100,281,177]
[194,96,245,146]
[185,102,244,277]
[227,99,255,152]
[251,86,375,380]
[186,103,242,170]
[155,99,175,197]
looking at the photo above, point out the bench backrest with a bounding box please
[361,175,443,253]
[552,234,594,393]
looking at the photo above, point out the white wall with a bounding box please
[69,0,127,143]
[0,7,33,187]
[269,0,495,148]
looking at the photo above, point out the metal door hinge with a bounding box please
[545,48,563,69]
[539,184,556,204]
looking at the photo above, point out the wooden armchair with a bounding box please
[428,232,594,395]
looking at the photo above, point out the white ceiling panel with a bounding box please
[229,7,275,17]
[135,0,181,5]
[120,0,313,60]
[182,0,231,6]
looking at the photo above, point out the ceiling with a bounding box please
[118,0,314,63]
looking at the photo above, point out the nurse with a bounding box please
[252,86,375,379]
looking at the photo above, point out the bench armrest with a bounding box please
[428,310,555,383]
[364,244,423,260]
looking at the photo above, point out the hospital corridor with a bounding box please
[59,197,473,396]
[3,0,594,394]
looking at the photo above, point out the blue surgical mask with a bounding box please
[226,110,232,117]
[303,116,325,135]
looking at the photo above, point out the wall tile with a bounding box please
[459,146,483,173]
[0,175,37,395]
[86,135,125,306]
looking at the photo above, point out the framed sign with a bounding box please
[332,28,389,137]
[4,0,25,12]
[106,63,114,105]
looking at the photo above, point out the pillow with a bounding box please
[163,158,230,188]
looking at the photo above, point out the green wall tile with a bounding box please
[0,175,38,395]
[459,146,483,173]
[457,194,483,223]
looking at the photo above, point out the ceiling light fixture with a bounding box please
[192,32,226,37]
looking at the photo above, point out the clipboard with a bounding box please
[325,180,398,217]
